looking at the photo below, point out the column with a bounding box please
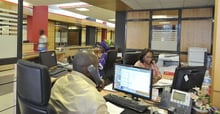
[27,6,48,50]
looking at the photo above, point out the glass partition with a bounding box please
[151,21,178,51]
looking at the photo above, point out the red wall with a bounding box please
[27,6,48,50]
[101,28,107,41]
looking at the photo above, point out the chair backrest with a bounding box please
[17,60,56,114]
[102,50,118,85]
[123,51,142,65]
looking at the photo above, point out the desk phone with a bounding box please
[170,89,192,114]
[160,89,192,114]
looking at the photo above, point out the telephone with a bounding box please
[67,56,74,64]
[159,88,192,114]
[169,89,192,114]
[87,64,103,88]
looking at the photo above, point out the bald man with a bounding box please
[49,52,109,114]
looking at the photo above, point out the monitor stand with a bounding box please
[131,95,141,102]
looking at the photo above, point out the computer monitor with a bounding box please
[123,51,142,65]
[39,51,57,68]
[171,66,206,92]
[113,64,153,100]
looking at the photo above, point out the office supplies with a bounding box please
[153,78,173,87]
[106,102,124,114]
[104,94,149,113]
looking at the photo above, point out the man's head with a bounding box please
[39,29,45,35]
[72,51,99,78]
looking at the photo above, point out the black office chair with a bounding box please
[123,51,142,65]
[16,60,56,114]
[102,50,118,85]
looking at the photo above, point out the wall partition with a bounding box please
[0,1,23,65]
[116,7,214,62]
[126,11,150,49]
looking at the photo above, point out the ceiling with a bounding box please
[24,0,215,24]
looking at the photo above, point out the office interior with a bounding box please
[0,0,220,113]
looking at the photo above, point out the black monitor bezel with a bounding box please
[39,51,57,68]
[171,66,206,92]
[113,64,153,100]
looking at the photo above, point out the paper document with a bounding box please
[153,79,173,87]
[106,102,124,114]
[104,83,116,92]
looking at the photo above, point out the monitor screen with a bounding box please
[39,51,57,68]
[171,66,206,92]
[113,64,153,100]
[123,51,142,65]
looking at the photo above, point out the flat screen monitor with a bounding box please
[39,51,57,68]
[123,51,142,65]
[113,64,153,100]
[171,66,206,92]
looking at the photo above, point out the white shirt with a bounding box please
[38,34,47,51]
[49,71,109,114]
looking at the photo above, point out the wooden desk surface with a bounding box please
[101,88,168,114]
[101,86,159,105]
[22,51,65,60]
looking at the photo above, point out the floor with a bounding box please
[0,69,16,114]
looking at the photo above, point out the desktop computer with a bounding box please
[39,51,68,76]
[104,64,153,113]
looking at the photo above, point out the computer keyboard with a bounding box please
[104,94,149,113]
[49,68,67,76]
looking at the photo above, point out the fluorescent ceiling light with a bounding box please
[49,8,88,19]
[57,2,91,9]
[5,0,32,7]
[159,21,171,24]
[75,8,89,11]
[68,26,78,29]
[152,15,168,19]
[153,15,178,19]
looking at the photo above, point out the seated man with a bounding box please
[49,52,109,114]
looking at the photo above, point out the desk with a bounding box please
[101,85,168,114]
[22,51,65,62]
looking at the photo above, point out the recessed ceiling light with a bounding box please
[75,8,89,11]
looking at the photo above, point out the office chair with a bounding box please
[123,51,142,65]
[16,60,56,114]
[102,50,118,85]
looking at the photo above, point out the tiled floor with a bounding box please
[0,69,16,114]
[0,92,16,114]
